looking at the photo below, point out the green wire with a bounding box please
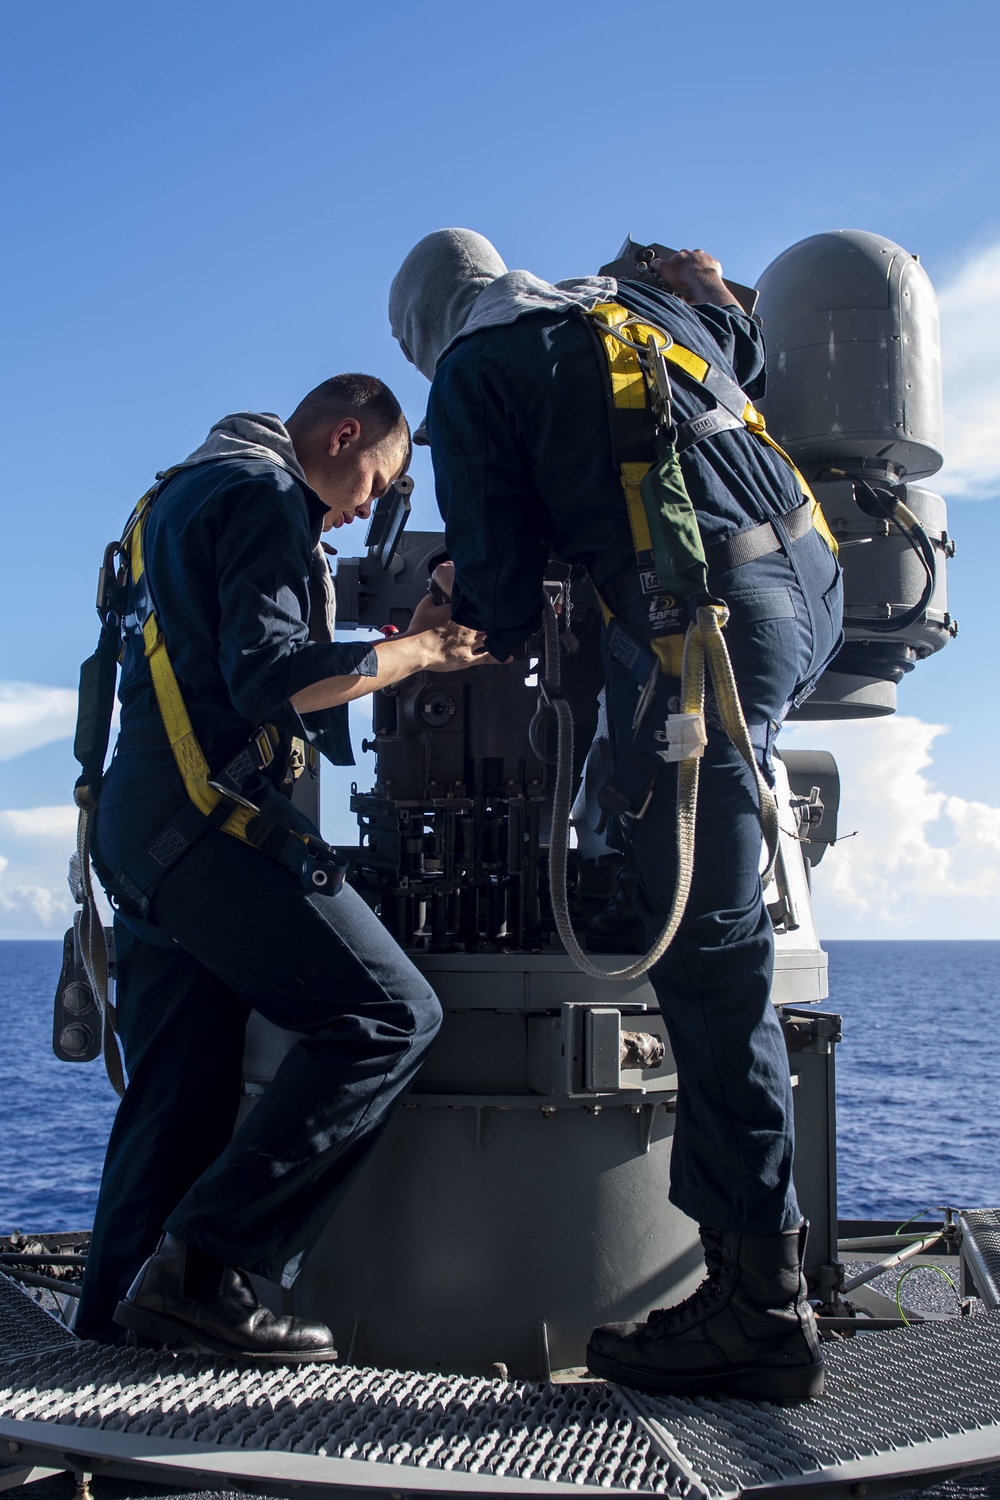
[893,1205,951,1238]
[894,1263,959,1327]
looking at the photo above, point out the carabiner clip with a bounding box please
[632,656,660,733]
[646,334,673,430]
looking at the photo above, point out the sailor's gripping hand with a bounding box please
[408,562,510,670]
[406,561,456,635]
[650,249,739,309]
[418,619,507,672]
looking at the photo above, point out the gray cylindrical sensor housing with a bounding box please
[755,230,944,481]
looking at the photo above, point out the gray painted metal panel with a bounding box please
[754,230,944,479]
[0,1464,62,1492]
[807,480,953,664]
[291,1096,704,1377]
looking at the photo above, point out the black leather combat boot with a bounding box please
[114,1233,338,1365]
[587,1221,823,1403]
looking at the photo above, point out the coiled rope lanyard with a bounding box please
[545,302,810,982]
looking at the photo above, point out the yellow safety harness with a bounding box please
[128,485,267,849]
[116,480,344,903]
[69,475,347,1092]
[586,300,837,675]
[548,299,836,983]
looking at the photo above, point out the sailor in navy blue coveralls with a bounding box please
[389,234,842,1397]
[75,398,494,1354]
[420,263,843,1244]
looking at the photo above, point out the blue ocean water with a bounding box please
[0,939,998,1232]
[826,940,1000,1219]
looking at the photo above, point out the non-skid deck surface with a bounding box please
[3,1275,1000,1497]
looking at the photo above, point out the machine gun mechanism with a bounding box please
[335,527,606,952]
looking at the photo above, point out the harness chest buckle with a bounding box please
[254,726,276,768]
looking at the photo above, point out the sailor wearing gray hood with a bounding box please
[77,372,502,1363]
[390,229,841,1403]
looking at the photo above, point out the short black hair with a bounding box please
[287,373,410,463]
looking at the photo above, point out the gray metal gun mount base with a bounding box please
[242,939,839,1381]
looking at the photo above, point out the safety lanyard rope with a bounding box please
[545,300,790,983]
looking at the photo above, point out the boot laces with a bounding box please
[647,1261,727,1329]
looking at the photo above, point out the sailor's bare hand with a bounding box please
[431,560,455,597]
[406,561,458,634]
[650,249,735,307]
[420,620,508,672]
[407,591,451,634]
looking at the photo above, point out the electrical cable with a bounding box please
[851,482,937,634]
[893,1263,959,1328]
[893,1205,953,1237]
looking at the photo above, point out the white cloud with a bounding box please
[0,715,991,939]
[0,681,77,761]
[0,802,79,934]
[781,715,1000,936]
[0,806,78,842]
[937,243,1000,500]
[0,882,72,927]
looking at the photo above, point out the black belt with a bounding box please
[706,499,813,574]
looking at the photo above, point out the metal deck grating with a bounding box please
[630,1312,1000,1493]
[0,1273,76,1362]
[2,1275,1000,1496]
[0,1342,684,1494]
[961,1211,1000,1310]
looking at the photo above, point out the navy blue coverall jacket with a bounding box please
[77,453,441,1343]
[426,282,843,1234]
[101,457,378,884]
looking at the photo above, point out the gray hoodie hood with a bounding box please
[170,410,336,642]
[389,228,617,380]
[173,410,309,485]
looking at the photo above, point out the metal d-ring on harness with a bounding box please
[70,475,349,1091]
[543,301,827,982]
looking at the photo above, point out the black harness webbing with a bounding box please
[705,496,814,574]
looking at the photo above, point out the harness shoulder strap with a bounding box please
[130,499,255,841]
[123,487,345,900]
[587,301,838,559]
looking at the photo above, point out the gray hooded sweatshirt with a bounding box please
[389,228,617,381]
[171,411,337,643]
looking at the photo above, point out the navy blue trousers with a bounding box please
[604,526,842,1234]
[75,828,442,1343]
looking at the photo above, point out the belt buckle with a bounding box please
[254,727,275,769]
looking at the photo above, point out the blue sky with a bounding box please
[1,0,998,937]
